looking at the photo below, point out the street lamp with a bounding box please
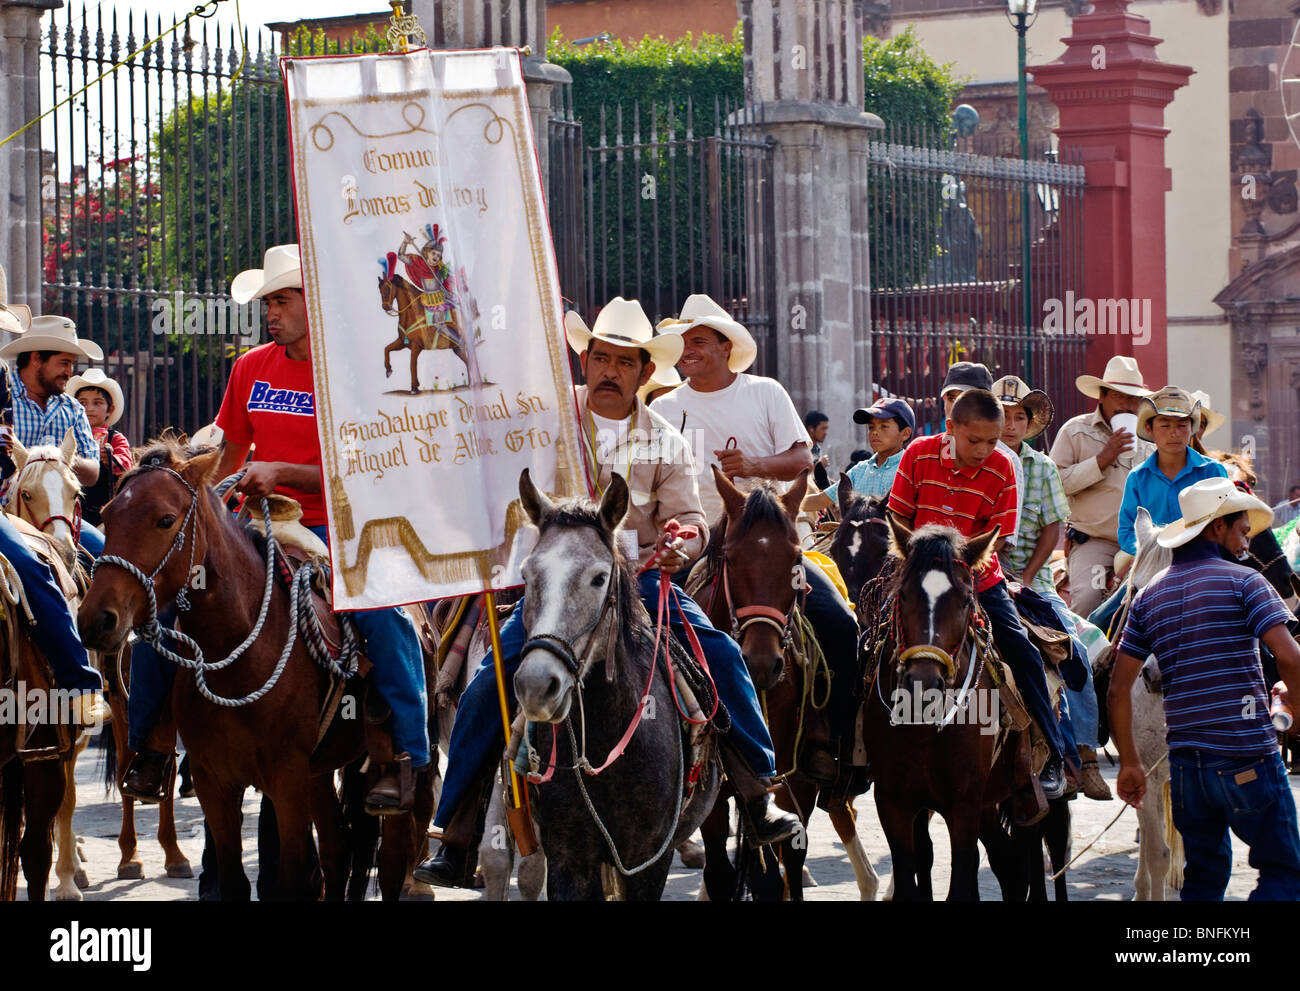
[1006,0,1038,378]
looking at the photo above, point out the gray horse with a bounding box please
[514,469,722,900]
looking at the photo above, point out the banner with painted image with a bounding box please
[283,49,589,609]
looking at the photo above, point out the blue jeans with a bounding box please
[1170,749,1300,901]
[1039,584,1100,749]
[126,523,430,767]
[433,573,777,830]
[0,513,101,691]
[977,580,1067,763]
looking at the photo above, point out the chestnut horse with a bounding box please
[867,519,1027,901]
[378,274,477,393]
[77,439,433,900]
[695,467,879,901]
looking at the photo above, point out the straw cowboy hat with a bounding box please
[0,263,32,339]
[231,244,302,304]
[564,296,684,367]
[1156,476,1273,549]
[1189,389,1226,440]
[656,293,757,373]
[0,314,103,362]
[191,422,225,449]
[66,368,125,427]
[1135,386,1202,443]
[991,374,1054,440]
[636,363,682,404]
[1075,355,1151,400]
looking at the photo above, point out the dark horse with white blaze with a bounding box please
[514,469,721,900]
[76,439,435,900]
[867,518,1028,901]
[826,475,892,606]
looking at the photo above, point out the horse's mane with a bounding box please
[888,524,966,595]
[703,482,796,566]
[122,429,213,486]
[538,497,647,662]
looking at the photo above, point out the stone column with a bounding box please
[408,0,570,191]
[0,0,59,309]
[1029,0,1192,387]
[741,0,882,467]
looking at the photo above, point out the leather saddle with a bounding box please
[5,513,84,600]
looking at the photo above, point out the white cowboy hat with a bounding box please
[66,368,125,427]
[0,303,31,338]
[636,363,682,403]
[656,293,757,373]
[0,314,103,362]
[1157,476,1273,549]
[1189,390,1226,440]
[564,297,684,367]
[1075,355,1151,400]
[231,244,302,304]
[191,422,224,449]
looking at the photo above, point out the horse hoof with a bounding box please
[409,388,419,396]
[165,861,194,879]
[53,884,83,903]
[801,866,817,887]
[117,862,145,880]
[400,880,436,901]
[74,869,89,890]
[677,838,706,869]
[385,368,392,378]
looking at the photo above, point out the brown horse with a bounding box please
[826,475,892,606]
[378,274,478,394]
[695,467,879,901]
[866,518,1028,901]
[77,438,434,900]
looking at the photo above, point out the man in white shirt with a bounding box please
[653,295,861,805]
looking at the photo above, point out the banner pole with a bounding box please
[483,590,523,810]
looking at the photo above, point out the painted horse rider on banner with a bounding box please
[396,225,462,348]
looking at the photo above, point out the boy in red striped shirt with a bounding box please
[887,389,1068,798]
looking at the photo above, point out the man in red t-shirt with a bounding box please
[887,389,1068,798]
[122,245,429,818]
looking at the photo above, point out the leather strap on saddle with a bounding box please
[6,514,81,600]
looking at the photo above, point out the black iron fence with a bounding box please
[549,91,778,375]
[867,123,1088,446]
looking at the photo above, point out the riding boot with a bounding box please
[719,741,802,849]
[364,753,415,816]
[121,748,174,804]
[414,753,496,888]
[816,737,872,813]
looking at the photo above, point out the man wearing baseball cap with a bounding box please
[1049,356,1154,619]
[801,397,914,515]
[1110,477,1300,899]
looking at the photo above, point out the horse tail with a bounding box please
[0,759,22,901]
[340,758,378,902]
[102,730,118,797]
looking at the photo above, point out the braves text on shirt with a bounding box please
[49,923,151,971]
[247,380,315,415]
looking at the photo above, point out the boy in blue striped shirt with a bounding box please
[1110,477,1300,900]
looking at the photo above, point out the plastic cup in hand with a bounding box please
[1110,412,1138,443]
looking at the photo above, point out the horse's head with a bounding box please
[7,428,83,554]
[710,465,808,691]
[378,275,398,315]
[78,437,222,653]
[886,517,996,697]
[829,474,891,604]
[513,468,641,724]
[1129,507,1171,592]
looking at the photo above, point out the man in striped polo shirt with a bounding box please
[888,389,1068,798]
[1110,477,1300,900]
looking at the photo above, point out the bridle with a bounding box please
[716,548,809,650]
[12,455,84,548]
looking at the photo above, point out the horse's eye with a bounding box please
[590,571,608,588]
[158,514,176,529]
[19,491,30,502]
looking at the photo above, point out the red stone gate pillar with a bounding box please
[1029,0,1192,387]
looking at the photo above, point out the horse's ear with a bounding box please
[837,472,854,515]
[1134,506,1158,551]
[963,526,999,572]
[518,468,555,528]
[781,468,809,520]
[11,436,27,473]
[887,513,912,558]
[598,471,630,533]
[180,448,222,488]
[712,464,746,521]
[60,427,78,464]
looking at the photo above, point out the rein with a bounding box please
[92,467,360,708]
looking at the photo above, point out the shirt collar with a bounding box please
[1089,407,1109,431]
[1139,444,1211,481]
[939,433,980,477]
[871,449,904,469]
[1172,538,1235,564]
